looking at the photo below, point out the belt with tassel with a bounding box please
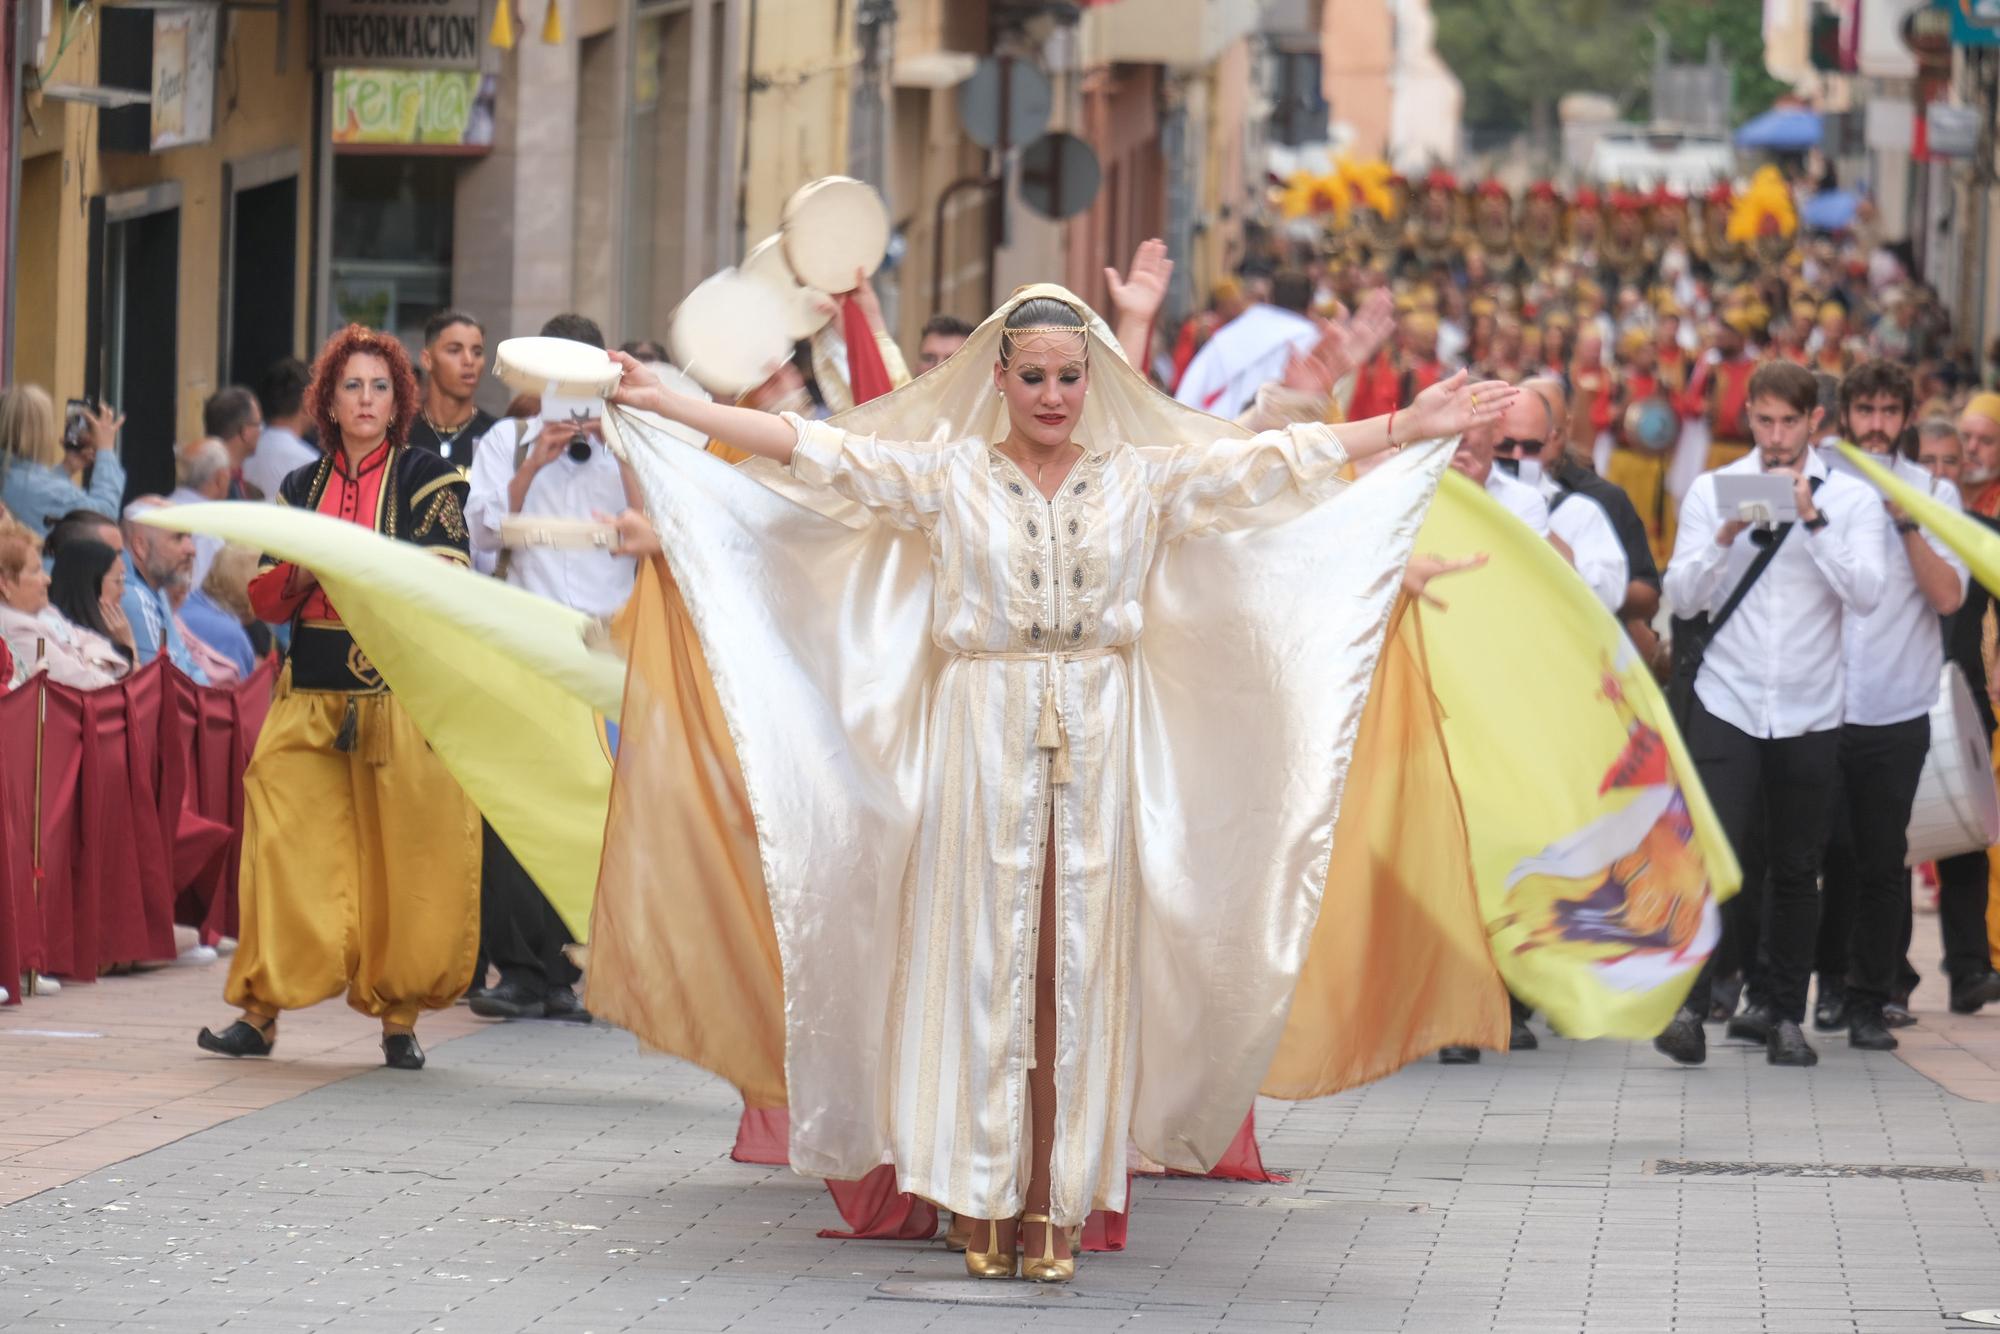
[953,646,1120,786]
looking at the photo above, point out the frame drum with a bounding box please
[1905,662,2000,866]
[669,269,793,397]
[493,335,624,400]
[1621,395,1680,455]
[780,176,890,294]
[743,234,834,342]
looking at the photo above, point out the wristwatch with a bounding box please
[1802,512,1829,533]
[1894,519,1920,535]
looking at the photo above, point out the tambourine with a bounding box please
[499,516,620,551]
[669,268,792,397]
[780,176,890,294]
[494,336,623,400]
[743,234,835,341]
[1621,395,1680,455]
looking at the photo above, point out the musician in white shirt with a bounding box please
[1654,361,1888,1070]
[1813,365,1968,1050]
[463,312,640,1025]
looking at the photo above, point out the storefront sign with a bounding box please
[1940,0,2000,47]
[331,68,494,149]
[149,7,215,150]
[318,0,481,70]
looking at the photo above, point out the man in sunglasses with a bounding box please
[1654,360,1888,1069]
[1502,378,1648,620]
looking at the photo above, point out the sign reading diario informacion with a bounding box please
[330,68,496,150]
[318,0,482,71]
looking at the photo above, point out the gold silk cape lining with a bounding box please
[593,284,1508,1224]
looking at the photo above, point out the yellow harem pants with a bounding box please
[1604,447,1676,569]
[223,678,481,1027]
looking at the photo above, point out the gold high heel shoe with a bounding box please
[963,1218,1017,1279]
[1019,1212,1076,1283]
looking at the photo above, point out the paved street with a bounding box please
[1,964,1998,1334]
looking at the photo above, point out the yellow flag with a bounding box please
[137,503,617,940]
[1836,443,2000,590]
[488,0,516,50]
[1414,472,1741,1038]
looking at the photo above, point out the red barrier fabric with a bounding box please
[0,657,274,995]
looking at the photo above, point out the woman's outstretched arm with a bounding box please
[609,351,799,464]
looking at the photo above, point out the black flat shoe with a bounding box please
[1707,974,1743,1023]
[1654,1007,1706,1066]
[1848,1008,1898,1051]
[468,978,547,1020]
[1509,1017,1539,1051]
[541,985,592,1024]
[1765,1019,1818,1067]
[1882,1001,1917,1029]
[1949,969,2000,1015]
[382,1033,425,1070]
[196,1019,275,1058]
[1437,1046,1481,1064]
[1812,989,1848,1033]
[1725,1003,1776,1043]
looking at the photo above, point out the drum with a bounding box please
[668,268,792,397]
[1905,662,2000,867]
[780,176,890,294]
[1621,395,1679,455]
[493,335,623,399]
[743,233,834,341]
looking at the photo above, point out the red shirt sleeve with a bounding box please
[249,563,311,624]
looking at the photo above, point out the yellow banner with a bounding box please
[1417,472,1741,1038]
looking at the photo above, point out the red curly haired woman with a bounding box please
[196,326,480,1070]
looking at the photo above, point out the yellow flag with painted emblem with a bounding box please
[1414,471,1741,1038]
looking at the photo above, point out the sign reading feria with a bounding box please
[317,0,481,71]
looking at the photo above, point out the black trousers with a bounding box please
[1930,848,1996,983]
[1815,717,1930,1008]
[1681,697,1841,1024]
[479,820,579,997]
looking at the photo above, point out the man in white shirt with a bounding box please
[1812,364,1967,1051]
[1173,272,1321,421]
[1450,416,1550,534]
[464,311,639,1025]
[243,358,318,501]
[1653,361,1887,1069]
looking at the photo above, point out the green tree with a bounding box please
[1432,0,1651,134]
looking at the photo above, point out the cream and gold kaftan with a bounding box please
[586,287,1505,1232]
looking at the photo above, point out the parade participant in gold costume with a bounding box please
[196,326,480,1071]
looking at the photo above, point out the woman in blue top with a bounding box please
[0,386,125,538]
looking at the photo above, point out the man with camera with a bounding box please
[463,312,641,1025]
[1654,360,1887,1068]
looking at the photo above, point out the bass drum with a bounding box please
[1905,662,2000,867]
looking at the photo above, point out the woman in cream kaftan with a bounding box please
[591,287,1517,1246]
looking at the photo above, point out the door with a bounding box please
[224,176,298,390]
[102,202,180,502]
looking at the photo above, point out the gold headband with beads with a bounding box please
[1000,324,1092,364]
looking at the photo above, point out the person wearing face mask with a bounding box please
[194,324,478,1073]
[1653,361,1888,1069]
[1811,362,1971,1048]
[1502,378,1639,620]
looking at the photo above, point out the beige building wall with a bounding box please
[740,0,856,243]
[15,5,314,442]
[1322,0,1392,157]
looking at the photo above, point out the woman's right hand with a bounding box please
[608,350,668,415]
[100,595,135,648]
[82,402,125,455]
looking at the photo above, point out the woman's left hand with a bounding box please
[1104,238,1173,328]
[1403,552,1488,611]
[100,595,134,648]
[1406,371,1517,442]
[607,350,666,414]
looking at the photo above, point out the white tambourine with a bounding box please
[493,335,623,400]
[669,269,792,397]
[743,234,835,341]
[780,176,890,294]
[499,515,620,552]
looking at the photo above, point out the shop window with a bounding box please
[329,156,455,350]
